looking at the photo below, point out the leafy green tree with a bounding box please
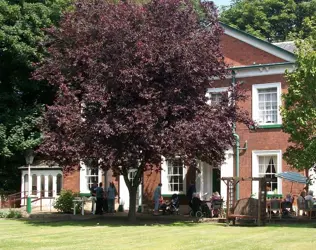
[0,0,70,191]
[281,37,316,172]
[220,0,316,42]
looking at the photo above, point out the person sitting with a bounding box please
[297,191,306,216]
[281,193,294,216]
[211,192,222,218]
[305,190,314,201]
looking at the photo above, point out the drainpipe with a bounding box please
[232,70,240,201]
[231,70,248,201]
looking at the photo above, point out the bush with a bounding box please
[54,190,82,214]
[0,209,22,218]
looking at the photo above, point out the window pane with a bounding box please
[41,175,45,197]
[24,174,29,195]
[57,174,62,195]
[179,167,183,175]
[48,175,53,197]
[32,174,37,195]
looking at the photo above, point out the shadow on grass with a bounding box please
[22,218,204,228]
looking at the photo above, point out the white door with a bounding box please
[119,169,142,210]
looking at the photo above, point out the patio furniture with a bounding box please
[73,198,85,215]
[275,172,307,192]
[227,198,262,225]
[269,199,282,220]
[222,177,267,226]
[304,200,316,219]
[211,199,224,218]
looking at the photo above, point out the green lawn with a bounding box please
[1,219,316,250]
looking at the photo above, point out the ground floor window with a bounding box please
[252,150,282,196]
[161,157,186,194]
[258,155,278,192]
[80,160,102,194]
[86,167,99,190]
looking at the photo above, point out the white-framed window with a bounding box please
[80,161,103,194]
[252,150,282,197]
[161,157,187,194]
[206,87,229,106]
[86,167,99,190]
[252,83,282,125]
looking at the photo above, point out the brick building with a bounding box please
[21,23,307,210]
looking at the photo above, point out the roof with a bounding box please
[273,41,297,53]
[219,22,296,63]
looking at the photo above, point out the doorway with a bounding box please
[212,168,221,195]
[119,169,142,210]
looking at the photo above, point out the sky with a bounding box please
[212,0,232,7]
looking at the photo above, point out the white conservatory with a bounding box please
[20,162,63,210]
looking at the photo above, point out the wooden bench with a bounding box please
[226,198,264,225]
[227,214,258,225]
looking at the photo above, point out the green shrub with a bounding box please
[0,209,22,218]
[54,190,82,214]
[0,211,5,218]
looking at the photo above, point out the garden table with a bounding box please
[73,199,85,215]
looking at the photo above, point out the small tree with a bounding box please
[35,0,253,221]
[282,37,316,174]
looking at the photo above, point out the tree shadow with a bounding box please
[22,215,204,228]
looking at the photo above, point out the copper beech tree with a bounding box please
[34,0,253,221]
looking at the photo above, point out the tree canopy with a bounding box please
[0,0,70,191]
[220,0,316,42]
[281,37,316,172]
[34,0,252,220]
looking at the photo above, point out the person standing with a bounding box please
[107,182,117,213]
[186,180,196,210]
[95,182,104,215]
[90,182,98,214]
[153,183,162,215]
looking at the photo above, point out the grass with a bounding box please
[1,219,316,250]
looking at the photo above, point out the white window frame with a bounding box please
[206,87,229,106]
[252,82,282,125]
[252,150,282,197]
[79,161,103,194]
[161,156,187,195]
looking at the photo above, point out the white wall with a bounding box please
[220,149,234,204]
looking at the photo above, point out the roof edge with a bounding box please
[219,22,296,61]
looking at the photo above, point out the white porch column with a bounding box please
[21,172,25,206]
[52,175,57,197]
[44,175,49,197]
[200,162,204,197]
[37,175,41,198]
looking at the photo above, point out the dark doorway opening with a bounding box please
[213,168,221,194]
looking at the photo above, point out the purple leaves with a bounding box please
[35,0,252,175]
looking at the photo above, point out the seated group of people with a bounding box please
[190,192,223,218]
[273,190,315,216]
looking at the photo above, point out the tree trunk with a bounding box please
[127,186,138,223]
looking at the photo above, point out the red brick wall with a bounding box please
[63,166,80,193]
[142,170,161,205]
[221,34,286,67]
[235,74,304,198]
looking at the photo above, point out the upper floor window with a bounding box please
[206,87,228,106]
[252,83,282,125]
